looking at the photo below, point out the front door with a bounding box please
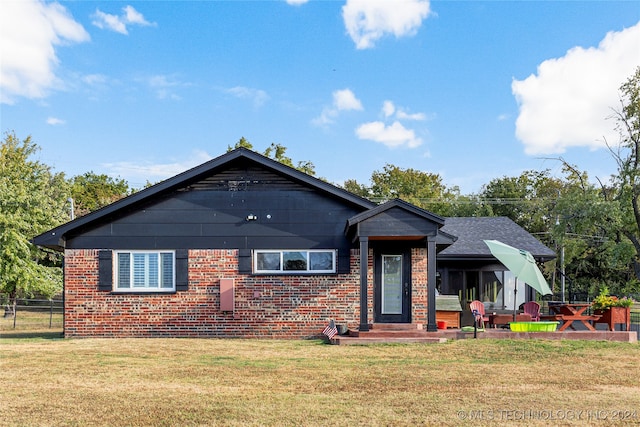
[374,249,411,323]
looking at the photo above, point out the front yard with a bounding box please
[1,332,639,426]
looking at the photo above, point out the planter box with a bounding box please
[509,321,559,332]
[593,306,631,331]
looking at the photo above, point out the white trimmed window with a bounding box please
[115,251,175,291]
[254,250,336,274]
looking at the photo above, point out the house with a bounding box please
[33,148,554,338]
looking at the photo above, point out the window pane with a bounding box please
[382,255,403,314]
[503,271,526,313]
[117,253,130,288]
[310,251,333,271]
[283,251,307,271]
[481,271,504,311]
[161,253,173,288]
[133,253,146,287]
[257,252,280,271]
[148,253,158,287]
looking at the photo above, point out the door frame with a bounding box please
[373,247,411,323]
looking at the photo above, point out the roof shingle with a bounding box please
[439,217,556,261]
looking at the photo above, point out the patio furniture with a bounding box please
[544,303,601,331]
[523,301,541,321]
[469,300,488,329]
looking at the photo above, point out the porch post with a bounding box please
[359,237,369,331]
[426,237,438,331]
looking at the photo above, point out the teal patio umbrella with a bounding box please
[483,240,552,320]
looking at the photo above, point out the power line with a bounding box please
[367,197,613,205]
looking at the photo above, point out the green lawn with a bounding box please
[1,331,639,426]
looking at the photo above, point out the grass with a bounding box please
[2,313,639,425]
[1,308,63,334]
[1,325,639,426]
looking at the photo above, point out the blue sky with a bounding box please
[1,1,639,193]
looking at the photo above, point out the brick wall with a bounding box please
[411,247,428,324]
[63,248,431,338]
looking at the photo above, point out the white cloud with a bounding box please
[382,100,395,118]
[512,21,640,155]
[355,100,427,148]
[82,74,108,86]
[356,121,422,148]
[226,86,269,108]
[313,88,363,126]
[285,0,309,5]
[397,111,427,121]
[333,88,364,111]
[140,74,190,100]
[103,150,213,187]
[381,100,427,121]
[92,5,155,35]
[342,0,431,49]
[0,0,90,104]
[46,117,65,126]
[123,5,150,26]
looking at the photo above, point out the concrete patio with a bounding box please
[331,323,638,345]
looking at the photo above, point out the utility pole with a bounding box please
[67,197,75,220]
[556,214,566,302]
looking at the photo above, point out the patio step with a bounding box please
[331,323,448,345]
[332,335,447,345]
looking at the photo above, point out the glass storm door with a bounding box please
[375,251,411,323]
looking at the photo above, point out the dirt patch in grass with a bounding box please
[1,337,639,426]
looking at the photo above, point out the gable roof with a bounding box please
[346,198,456,244]
[438,216,556,262]
[347,198,445,228]
[33,148,376,251]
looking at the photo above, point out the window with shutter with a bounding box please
[113,251,176,292]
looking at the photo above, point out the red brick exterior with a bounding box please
[63,248,430,338]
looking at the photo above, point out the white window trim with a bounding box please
[113,250,176,292]
[253,249,337,274]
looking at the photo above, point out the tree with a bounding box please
[551,162,633,298]
[342,179,371,199]
[227,136,254,151]
[345,164,459,216]
[0,132,69,311]
[263,142,316,176]
[479,170,564,233]
[607,66,640,284]
[228,138,317,176]
[70,172,130,216]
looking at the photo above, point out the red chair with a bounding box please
[523,301,541,321]
[469,300,488,329]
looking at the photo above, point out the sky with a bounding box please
[1,0,639,194]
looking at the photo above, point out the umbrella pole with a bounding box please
[513,285,517,322]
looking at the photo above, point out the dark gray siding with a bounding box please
[357,207,440,238]
[66,189,359,251]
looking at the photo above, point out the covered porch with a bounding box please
[345,199,456,333]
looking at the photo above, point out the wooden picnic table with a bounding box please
[542,303,601,331]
